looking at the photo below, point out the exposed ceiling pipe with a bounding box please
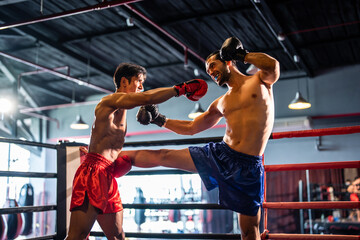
[249,0,312,77]
[124,4,206,63]
[0,0,142,30]
[21,111,60,128]
[20,100,99,113]
[0,51,112,93]
[19,65,70,77]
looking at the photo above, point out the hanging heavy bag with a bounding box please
[134,188,146,226]
[6,199,24,240]
[18,183,34,236]
[0,215,7,240]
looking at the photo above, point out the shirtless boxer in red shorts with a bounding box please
[65,63,207,240]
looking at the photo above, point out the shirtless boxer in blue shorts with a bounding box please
[123,37,280,240]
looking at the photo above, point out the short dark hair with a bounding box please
[113,63,147,89]
[205,50,237,66]
[206,50,224,63]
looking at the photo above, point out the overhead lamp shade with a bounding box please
[288,91,311,110]
[70,115,89,129]
[188,103,205,119]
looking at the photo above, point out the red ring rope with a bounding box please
[265,161,360,172]
[263,201,359,209]
[263,233,360,239]
[271,125,360,139]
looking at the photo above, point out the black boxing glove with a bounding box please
[144,104,166,127]
[136,106,152,125]
[220,36,248,63]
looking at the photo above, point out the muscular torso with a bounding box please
[88,102,127,162]
[219,74,274,156]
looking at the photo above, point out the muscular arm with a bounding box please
[103,87,177,110]
[164,99,223,135]
[244,52,280,86]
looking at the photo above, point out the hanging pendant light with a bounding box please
[288,91,311,110]
[70,115,89,130]
[188,103,205,119]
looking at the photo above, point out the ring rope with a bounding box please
[91,232,242,239]
[0,205,57,215]
[0,137,57,148]
[121,126,360,147]
[265,160,360,172]
[270,125,360,139]
[122,201,359,210]
[123,203,226,209]
[0,170,57,178]
[263,201,359,209]
[262,233,360,240]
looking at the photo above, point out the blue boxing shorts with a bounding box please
[189,141,264,216]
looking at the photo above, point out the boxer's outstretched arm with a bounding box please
[165,99,222,135]
[244,52,280,86]
[104,87,177,110]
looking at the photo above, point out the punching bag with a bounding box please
[134,188,146,226]
[0,215,7,240]
[6,199,24,240]
[18,184,34,236]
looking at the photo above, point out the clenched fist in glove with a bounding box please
[137,104,166,127]
[174,79,207,101]
[220,36,248,63]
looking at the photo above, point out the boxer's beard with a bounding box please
[218,70,231,86]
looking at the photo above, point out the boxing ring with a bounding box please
[0,125,359,239]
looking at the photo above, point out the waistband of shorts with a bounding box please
[221,141,263,163]
[84,152,113,168]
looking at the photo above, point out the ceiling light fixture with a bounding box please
[288,91,311,110]
[70,85,89,130]
[289,77,311,110]
[188,103,205,119]
[126,17,134,27]
[70,115,89,130]
[277,33,286,41]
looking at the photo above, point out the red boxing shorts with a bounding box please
[70,152,123,214]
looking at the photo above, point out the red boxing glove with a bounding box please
[111,155,132,178]
[174,79,208,101]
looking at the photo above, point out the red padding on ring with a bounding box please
[265,161,360,172]
[263,201,360,209]
[271,125,360,139]
[266,233,360,240]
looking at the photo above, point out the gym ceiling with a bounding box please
[0,0,359,126]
